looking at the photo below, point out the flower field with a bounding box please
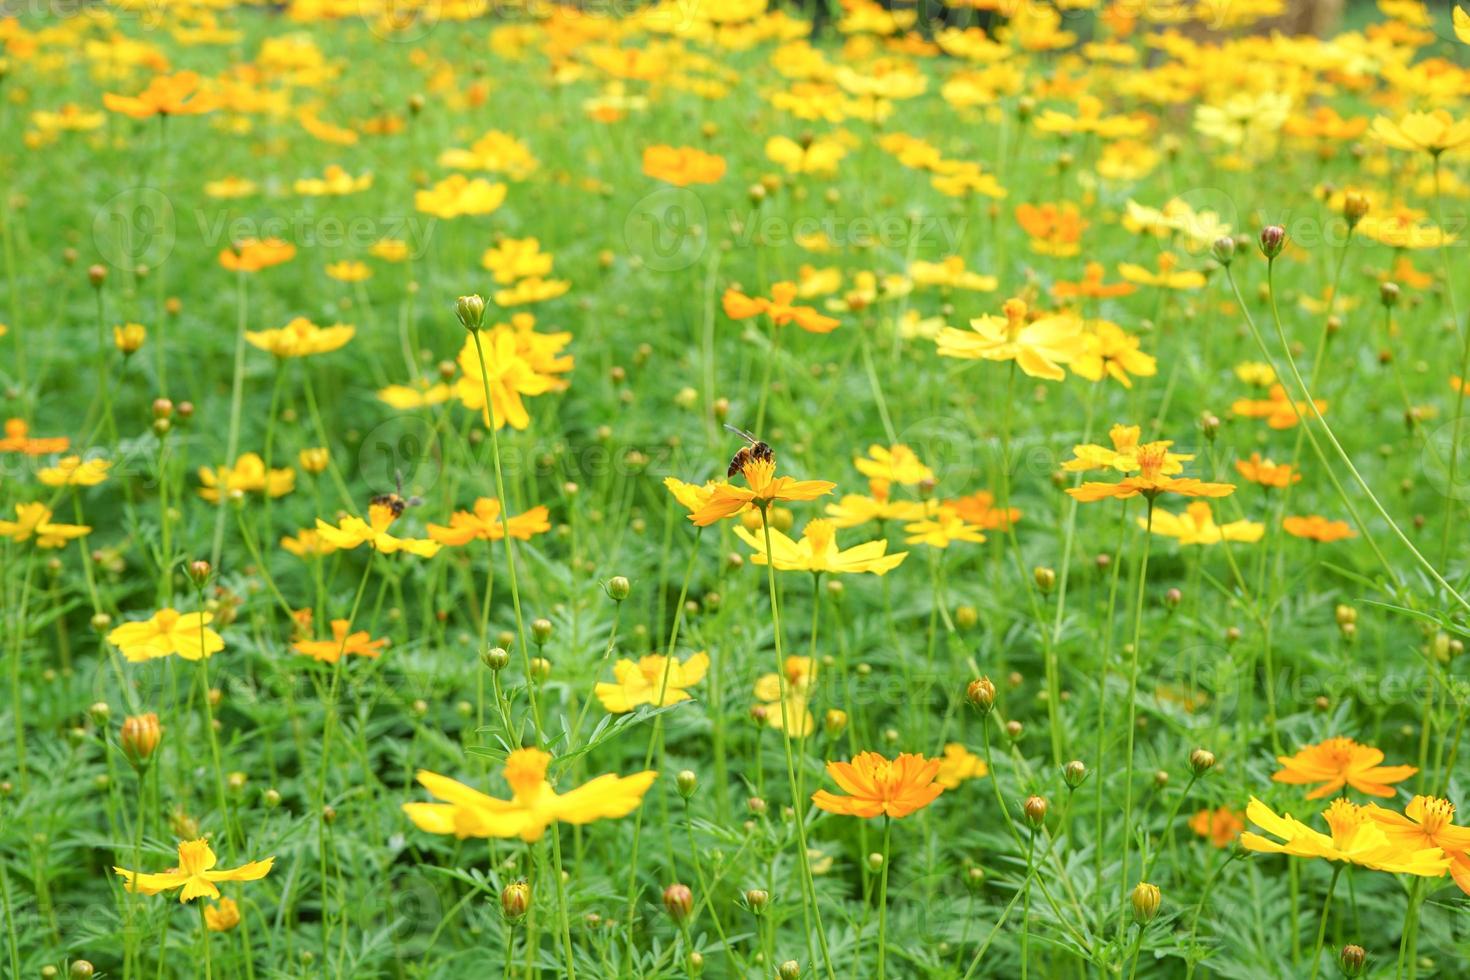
[4,0,1470,976]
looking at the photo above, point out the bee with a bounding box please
[370,472,422,518]
[724,424,773,477]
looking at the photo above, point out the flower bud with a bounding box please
[676,769,698,799]
[745,888,769,914]
[1338,943,1366,977]
[88,702,110,725]
[528,657,552,681]
[1200,412,1220,441]
[778,960,801,980]
[1033,566,1056,593]
[531,618,553,645]
[482,647,510,671]
[1342,192,1369,229]
[88,264,107,288]
[606,576,631,601]
[1189,748,1216,776]
[69,962,95,980]
[1211,236,1235,265]
[955,604,978,629]
[1062,760,1088,789]
[455,294,486,331]
[299,448,329,474]
[1022,795,1048,828]
[188,561,211,589]
[662,883,694,922]
[1380,282,1399,308]
[120,713,161,769]
[1258,225,1287,259]
[824,708,848,737]
[501,880,530,921]
[1131,882,1161,924]
[966,676,996,714]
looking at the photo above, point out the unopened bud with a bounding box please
[966,676,996,714]
[1131,882,1161,924]
[1258,225,1287,259]
[455,295,486,331]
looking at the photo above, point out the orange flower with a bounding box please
[219,238,296,273]
[642,144,726,186]
[1367,796,1470,894]
[811,751,945,819]
[427,499,551,546]
[722,283,840,334]
[292,619,387,663]
[1015,201,1087,257]
[1189,807,1245,848]
[103,71,216,119]
[1067,442,1235,504]
[1051,261,1136,300]
[1282,515,1356,543]
[1272,737,1416,799]
[0,418,68,455]
[945,491,1019,530]
[688,456,835,527]
[1232,384,1325,430]
[1234,452,1301,488]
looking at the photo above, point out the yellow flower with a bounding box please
[113,323,147,355]
[1234,361,1277,387]
[377,382,455,410]
[0,502,91,548]
[642,144,726,186]
[437,129,538,179]
[935,298,1085,382]
[1232,384,1326,430]
[594,653,710,713]
[204,177,256,199]
[107,609,224,662]
[734,519,906,575]
[114,839,273,902]
[314,502,441,558]
[1241,797,1449,876]
[369,239,410,262]
[754,656,819,736]
[414,175,508,219]
[204,898,241,932]
[0,418,68,455]
[854,444,932,485]
[325,260,371,283]
[292,619,387,663]
[482,237,554,285]
[1273,737,1416,799]
[1063,424,1191,474]
[1367,796,1470,894]
[38,456,111,487]
[1117,253,1205,291]
[765,135,847,175]
[812,751,945,819]
[298,448,330,474]
[293,164,372,196]
[403,748,656,842]
[934,743,988,789]
[1068,442,1235,503]
[454,329,555,431]
[245,317,354,358]
[1070,320,1157,389]
[1234,453,1300,488]
[280,528,338,558]
[1371,110,1470,156]
[427,499,551,546]
[218,238,295,273]
[908,256,998,293]
[1141,501,1262,546]
[903,506,988,547]
[198,453,295,502]
[688,456,836,527]
[823,480,926,528]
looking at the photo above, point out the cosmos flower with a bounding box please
[1142,502,1262,546]
[1051,262,1136,300]
[315,502,442,558]
[1117,253,1205,290]
[292,619,387,663]
[427,499,551,546]
[812,751,945,819]
[766,134,847,174]
[204,898,241,932]
[0,503,90,548]
[945,491,1020,530]
[325,261,371,283]
[113,323,147,355]
[1241,797,1448,876]
[115,839,272,902]
[1272,737,1415,799]
[1067,442,1234,503]
[1063,423,1186,477]
[854,444,932,485]
[754,656,818,736]
[1234,453,1301,488]
[403,748,656,842]
[280,529,338,558]
[219,238,296,273]
[903,506,988,547]
[103,71,216,118]
[935,298,1085,382]
[1189,807,1245,848]
[245,317,354,358]
[1282,515,1356,543]
[1070,320,1157,389]
[934,743,988,789]
[723,283,841,333]
[687,456,835,527]
[454,328,555,431]
[107,609,225,663]
[482,237,555,284]
[594,653,710,713]
[1367,796,1470,894]
[197,453,295,502]
[1014,202,1087,257]
[823,480,926,528]
[733,518,907,575]
[1371,110,1470,156]
[642,144,726,186]
[414,175,508,218]
[0,419,68,455]
[293,164,372,196]
[38,456,111,487]
[1232,384,1326,429]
